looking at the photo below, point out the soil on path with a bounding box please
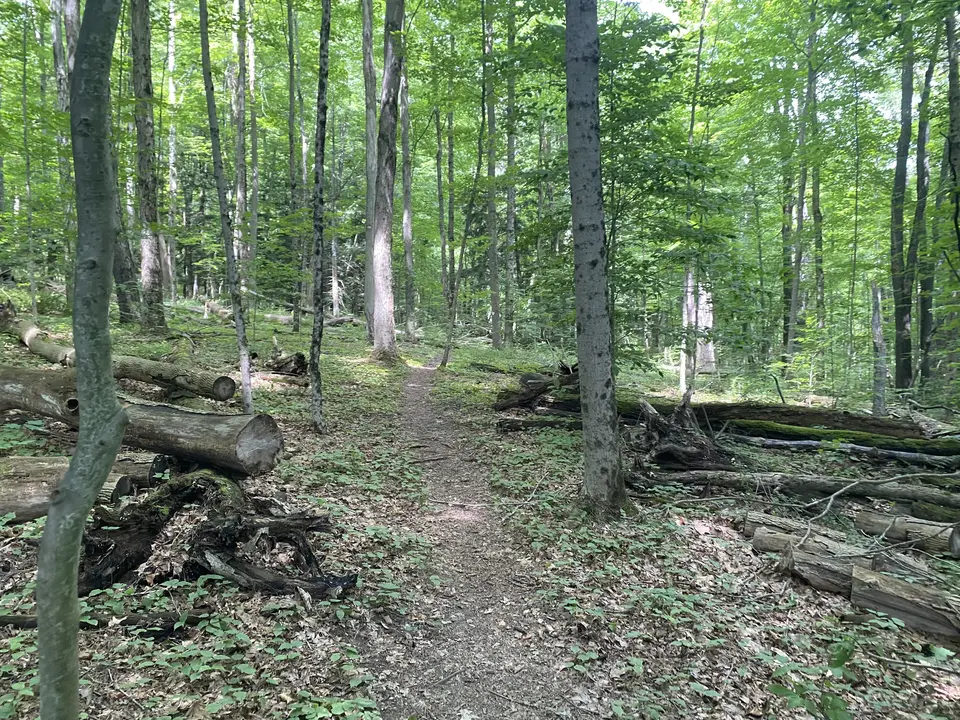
[365,364,582,720]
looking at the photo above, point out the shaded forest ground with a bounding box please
[1,306,959,719]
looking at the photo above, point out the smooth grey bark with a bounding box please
[504,2,516,346]
[111,133,140,323]
[233,0,249,278]
[871,281,887,416]
[286,0,304,332]
[309,0,331,430]
[889,18,913,388]
[949,14,960,263]
[908,41,937,385]
[132,0,166,331]
[400,61,415,341]
[565,0,625,515]
[922,143,948,383]
[435,104,448,303]
[37,0,129,715]
[247,4,260,293]
[21,18,38,318]
[165,0,177,301]
[330,103,341,317]
[446,38,456,292]
[0,80,4,240]
[370,0,404,361]
[482,0,501,349]
[362,0,378,341]
[200,0,253,414]
[679,0,708,393]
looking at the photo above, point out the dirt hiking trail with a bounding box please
[364,364,586,720]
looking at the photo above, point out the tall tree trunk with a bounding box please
[330,102,341,317]
[400,61,415,342]
[680,0,708,393]
[446,38,456,291]
[890,19,914,389]
[132,0,166,331]
[37,0,128,715]
[165,0,177,301]
[483,0,501,349]
[286,0,303,331]
[948,14,960,264]
[309,0,331,430]
[51,0,76,280]
[909,40,938,385]
[0,80,4,242]
[565,0,624,516]
[921,144,947,384]
[371,0,404,361]
[200,0,253,413]
[21,18,37,318]
[847,65,861,369]
[786,3,817,359]
[871,281,887,416]
[362,0,378,341]
[233,0,249,283]
[435,105,448,304]
[504,2,517,346]
[247,4,260,295]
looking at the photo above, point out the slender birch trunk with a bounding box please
[362,0,378,341]
[166,0,178,301]
[482,0,501,349]
[504,2,517,346]
[247,1,260,294]
[22,18,38,318]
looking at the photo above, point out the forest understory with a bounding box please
[1,309,959,720]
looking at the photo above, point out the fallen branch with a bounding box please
[729,436,960,470]
[854,512,960,559]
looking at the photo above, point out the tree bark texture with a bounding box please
[131,0,166,331]
[371,0,404,361]
[947,15,960,266]
[871,281,887,416]
[504,3,517,345]
[890,20,914,388]
[38,2,129,715]
[200,0,254,414]
[400,61,415,341]
[309,0,331,431]
[362,0,378,341]
[854,512,960,559]
[483,0,501,349]
[565,0,625,515]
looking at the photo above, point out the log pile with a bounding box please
[0,304,236,400]
[744,512,960,640]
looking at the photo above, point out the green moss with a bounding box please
[729,420,960,455]
[910,502,960,523]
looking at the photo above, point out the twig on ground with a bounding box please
[500,471,550,522]
[411,456,450,464]
[863,651,960,677]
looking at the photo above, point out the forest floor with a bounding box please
[1,307,960,719]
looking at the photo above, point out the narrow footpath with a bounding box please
[366,364,582,720]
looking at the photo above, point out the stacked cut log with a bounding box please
[0,454,172,523]
[854,512,960,559]
[744,512,960,640]
[0,367,283,475]
[0,307,236,400]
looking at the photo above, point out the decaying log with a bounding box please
[532,397,928,439]
[0,307,236,400]
[0,456,133,523]
[741,511,846,541]
[754,528,929,578]
[728,421,960,455]
[265,351,307,376]
[79,469,356,597]
[854,512,960,559]
[851,566,960,640]
[0,367,282,475]
[493,371,580,411]
[637,470,960,509]
[909,502,960,524]
[730,436,960,470]
[253,372,309,387]
[777,544,859,594]
[497,418,582,431]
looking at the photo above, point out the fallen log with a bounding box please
[493,371,580,411]
[533,397,928,439]
[741,510,846,541]
[754,528,929,578]
[0,307,236,400]
[777,544,859,594]
[253,372,309,388]
[730,436,960,470]
[0,456,133,523]
[850,566,960,640]
[80,469,357,597]
[497,418,582,431]
[909,502,960,524]
[854,512,960,559]
[265,351,307,376]
[0,367,282,475]
[635,470,960,509]
[728,421,960,456]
